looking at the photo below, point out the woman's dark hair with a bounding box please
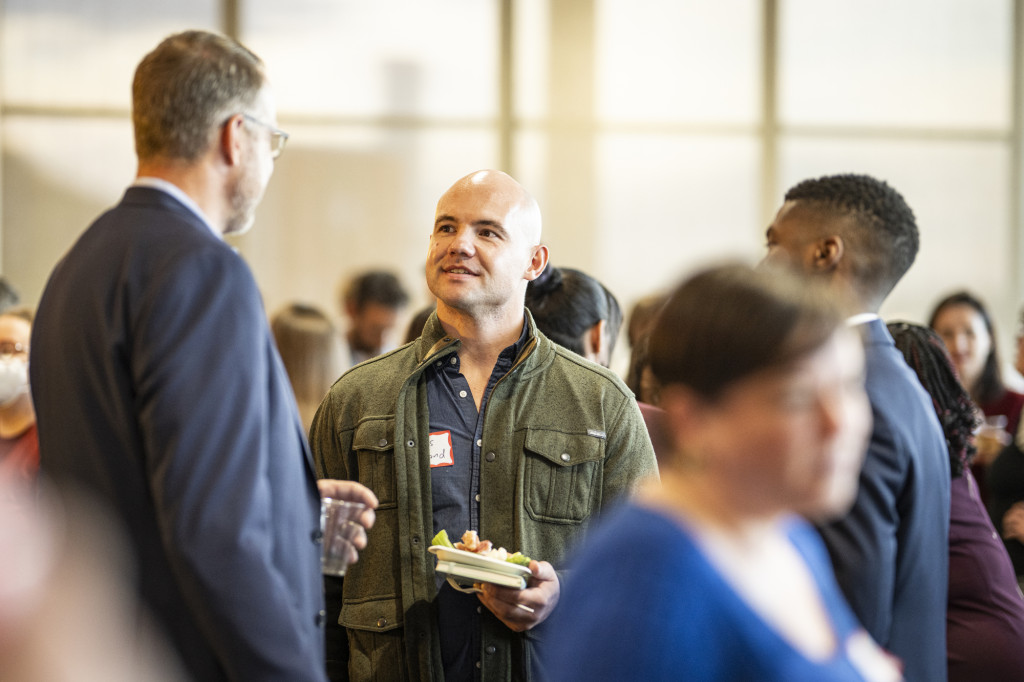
[624,293,668,398]
[927,290,1003,405]
[525,266,622,360]
[888,321,979,477]
[404,304,435,344]
[648,263,841,400]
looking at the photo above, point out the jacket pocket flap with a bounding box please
[524,428,603,466]
[352,418,396,452]
[340,597,403,632]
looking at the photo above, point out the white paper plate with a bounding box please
[427,545,532,579]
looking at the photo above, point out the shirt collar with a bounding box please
[846,312,880,327]
[132,177,221,240]
[500,317,531,365]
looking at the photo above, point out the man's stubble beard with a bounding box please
[224,160,266,236]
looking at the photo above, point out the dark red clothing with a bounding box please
[0,422,38,484]
[989,440,1024,580]
[947,469,1024,681]
[980,389,1024,438]
[974,389,1024,505]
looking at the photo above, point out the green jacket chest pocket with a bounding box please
[523,428,603,524]
[352,418,397,507]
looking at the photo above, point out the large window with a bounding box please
[3,0,1021,374]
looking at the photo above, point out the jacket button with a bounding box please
[378,438,388,447]
[315,610,326,627]
[485,452,496,462]
[377,617,388,628]
[407,439,415,447]
[560,453,571,462]
[486,645,497,655]
[312,529,323,544]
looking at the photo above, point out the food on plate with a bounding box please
[431,529,532,567]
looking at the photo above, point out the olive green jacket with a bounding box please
[310,311,658,682]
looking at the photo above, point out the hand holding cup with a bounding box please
[316,480,378,576]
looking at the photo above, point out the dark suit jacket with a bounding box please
[818,318,950,682]
[31,187,326,681]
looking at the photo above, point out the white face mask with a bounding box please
[0,356,29,406]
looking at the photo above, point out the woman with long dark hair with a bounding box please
[889,322,1024,681]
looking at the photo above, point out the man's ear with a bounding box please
[523,244,550,281]
[812,235,844,271]
[220,113,245,166]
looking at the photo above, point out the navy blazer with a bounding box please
[31,187,326,681]
[818,318,950,682]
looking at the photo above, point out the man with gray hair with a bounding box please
[311,170,658,681]
[31,30,375,681]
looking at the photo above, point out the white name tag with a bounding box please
[429,430,455,468]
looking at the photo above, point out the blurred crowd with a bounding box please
[6,28,1024,682]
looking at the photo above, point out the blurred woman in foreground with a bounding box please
[544,263,900,681]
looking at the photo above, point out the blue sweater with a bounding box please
[543,504,898,681]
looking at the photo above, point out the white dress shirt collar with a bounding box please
[846,312,881,327]
[132,177,221,240]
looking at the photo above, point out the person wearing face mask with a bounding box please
[0,308,36,485]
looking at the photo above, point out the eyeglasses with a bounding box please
[0,341,27,357]
[240,113,289,159]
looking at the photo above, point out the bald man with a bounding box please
[310,170,658,682]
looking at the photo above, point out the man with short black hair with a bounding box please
[339,269,410,368]
[764,173,951,682]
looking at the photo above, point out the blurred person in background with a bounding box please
[338,269,410,369]
[524,265,622,368]
[271,302,345,432]
[624,292,666,403]
[0,277,20,315]
[544,263,898,681]
[888,321,1024,682]
[0,308,37,485]
[403,303,436,345]
[929,291,1021,502]
[988,304,1024,589]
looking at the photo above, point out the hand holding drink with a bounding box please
[316,480,378,576]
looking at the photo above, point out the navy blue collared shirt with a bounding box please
[427,320,529,681]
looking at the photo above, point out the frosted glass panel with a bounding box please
[778,137,1012,325]
[2,117,136,304]
[595,0,761,124]
[595,133,761,306]
[513,0,552,120]
[779,0,1012,128]
[234,125,498,319]
[242,0,499,118]
[1,0,218,108]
